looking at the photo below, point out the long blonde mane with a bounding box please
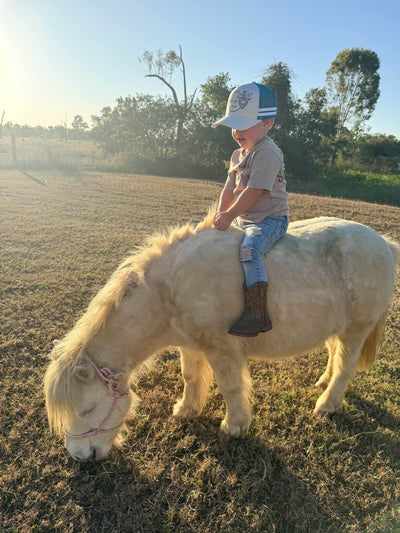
[44,211,215,432]
[53,210,214,361]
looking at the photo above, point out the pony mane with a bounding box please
[44,209,214,432]
[49,208,215,364]
[131,207,215,282]
[44,209,215,433]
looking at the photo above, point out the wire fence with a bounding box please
[0,134,103,172]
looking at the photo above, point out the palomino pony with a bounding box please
[44,216,400,461]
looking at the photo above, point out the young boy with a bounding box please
[212,82,289,337]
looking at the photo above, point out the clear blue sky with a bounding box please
[1,0,399,137]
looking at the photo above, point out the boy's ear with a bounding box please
[263,118,274,130]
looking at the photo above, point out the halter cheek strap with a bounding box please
[65,362,129,440]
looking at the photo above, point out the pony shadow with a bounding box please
[68,452,165,532]
[332,393,400,464]
[66,397,400,533]
[349,395,400,431]
[206,434,341,532]
[68,422,340,533]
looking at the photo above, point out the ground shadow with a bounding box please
[333,392,400,463]
[66,392,400,533]
[69,424,342,533]
[19,169,47,185]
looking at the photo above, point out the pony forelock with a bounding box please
[44,354,81,434]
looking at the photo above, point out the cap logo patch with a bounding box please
[230,90,253,112]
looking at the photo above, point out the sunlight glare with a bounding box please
[0,2,50,124]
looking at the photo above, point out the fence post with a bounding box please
[11,131,17,167]
[0,110,5,138]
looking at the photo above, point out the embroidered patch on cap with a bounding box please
[230,89,254,112]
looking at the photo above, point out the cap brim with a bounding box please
[212,115,262,130]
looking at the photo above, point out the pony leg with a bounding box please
[210,352,252,437]
[314,331,366,415]
[173,348,213,419]
[315,336,337,389]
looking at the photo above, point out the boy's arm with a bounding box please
[216,185,235,213]
[216,149,240,213]
[214,187,264,230]
[226,187,264,218]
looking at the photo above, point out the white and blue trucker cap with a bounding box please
[212,82,277,130]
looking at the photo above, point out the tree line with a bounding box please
[3,46,400,178]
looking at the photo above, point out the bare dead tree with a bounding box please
[139,45,196,148]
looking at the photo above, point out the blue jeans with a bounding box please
[236,215,289,289]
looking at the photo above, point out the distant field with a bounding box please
[1,134,399,206]
[0,170,399,532]
[0,136,100,171]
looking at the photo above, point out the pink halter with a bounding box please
[65,362,128,440]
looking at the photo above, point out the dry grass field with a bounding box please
[1,169,399,533]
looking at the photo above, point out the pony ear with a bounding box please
[73,363,95,383]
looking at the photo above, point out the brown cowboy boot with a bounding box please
[228,281,272,337]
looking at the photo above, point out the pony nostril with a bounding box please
[72,453,86,462]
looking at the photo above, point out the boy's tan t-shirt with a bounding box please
[225,136,289,223]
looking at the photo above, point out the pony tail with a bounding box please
[357,311,388,371]
[386,238,400,267]
[358,236,400,371]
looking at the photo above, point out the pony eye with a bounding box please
[81,407,95,417]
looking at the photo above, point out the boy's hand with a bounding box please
[213,187,264,231]
[213,211,234,231]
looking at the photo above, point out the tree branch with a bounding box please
[179,44,188,108]
[145,74,180,109]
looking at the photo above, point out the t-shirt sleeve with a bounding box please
[225,149,240,190]
[247,149,282,191]
[225,171,236,190]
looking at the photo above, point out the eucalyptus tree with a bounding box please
[200,72,232,121]
[326,48,380,137]
[261,62,299,145]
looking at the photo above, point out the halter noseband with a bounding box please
[65,362,128,440]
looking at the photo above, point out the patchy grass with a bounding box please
[0,169,399,533]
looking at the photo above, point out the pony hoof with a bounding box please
[172,400,200,419]
[313,398,341,417]
[313,406,330,417]
[315,375,330,389]
[217,430,235,444]
[219,419,249,438]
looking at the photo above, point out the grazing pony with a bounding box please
[44,216,400,461]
